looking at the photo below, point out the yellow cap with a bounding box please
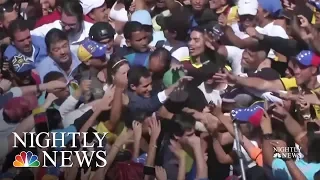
[77,45,92,62]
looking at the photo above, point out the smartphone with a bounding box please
[143,166,155,176]
[307,122,320,132]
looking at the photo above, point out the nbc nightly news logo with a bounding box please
[273,146,303,159]
[12,132,108,168]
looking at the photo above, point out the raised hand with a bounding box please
[212,68,236,84]
[148,117,161,142]
[155,166,167,180]
[269,103,289,121]
[80,79,92,93]
[132,120,142,141]
[169,139,185,160]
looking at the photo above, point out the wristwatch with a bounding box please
[263,133,275,140]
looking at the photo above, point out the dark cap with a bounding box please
[89,22,115,42]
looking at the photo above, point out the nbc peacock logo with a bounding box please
[13,151,40,167]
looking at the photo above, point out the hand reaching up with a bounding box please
[212,68,236,84]
[132,120,142,141]
[148,117,161,142]
[269,103,289,121]
[115,129,134,146]
[169,139,185,160]
[0,78,11,92]
[186,134,201,149]
[155,166,167,180]
[80,79,92,94]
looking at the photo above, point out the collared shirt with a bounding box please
[31,20,93,55]
[36,53,81,82]
[4,35,47,66]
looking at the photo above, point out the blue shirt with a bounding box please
[36,53,81,82]
[272,158,320,180]
[117,46,151,67]
[4,35,47,67]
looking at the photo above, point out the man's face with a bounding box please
[60,12,81,35]
[13,29,32,54]
[49,40,72,64]
[90,4,109,22]
[14,70,34,86]
[209,0,223,10]
[176,129,195,145]
[188,31,205,57]
[241,49,264,69]
[191,0,207,11]
[256,6,266,24]
[128,31,149,52]
[1,10,18,29]
[239,15,256,29]
[100,38,114,55]
[48,77,70,99]
[292,60,315,86]
[132,76,152,98]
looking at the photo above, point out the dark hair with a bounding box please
[190,26,205,34]
[128,65,150,88]
[165,11,190,41]
[43,71,65,83]
[61,0,83,22]
[7,19,29,40]
[106,55,129,85]
[123,21,144,40]
[171,112,195,137]
[0,1,16,21]
[45,28,68,50]
[149,47,171,72]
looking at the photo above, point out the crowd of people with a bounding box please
[0,0,319,179]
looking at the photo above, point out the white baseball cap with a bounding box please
[81,0,105,15]
[238,0,258,16]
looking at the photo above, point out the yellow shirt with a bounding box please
[216,5,239,25]
[280,77,297,90]
[96,122,126,144]
[280,77,320,118]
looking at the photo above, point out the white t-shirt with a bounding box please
[197,83,228,106]
[163,41,189,61]
[230,22,288,59]
[225,46,244,75]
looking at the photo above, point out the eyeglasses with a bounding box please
[60,21,77,28]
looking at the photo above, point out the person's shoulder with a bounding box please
[31,35,46,46]
[4,45,17,60]
[83,21,94,31]
[37,56,54,67]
